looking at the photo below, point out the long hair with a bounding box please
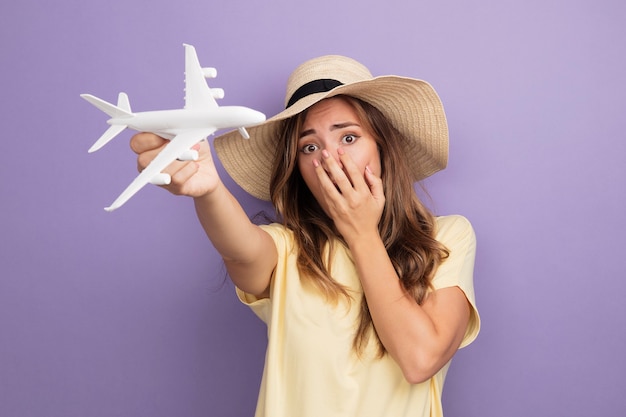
[268,95,449,356]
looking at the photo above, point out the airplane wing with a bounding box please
[104,128,214,211]
[183,44,218,110]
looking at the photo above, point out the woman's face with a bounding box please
[297,97,382,208]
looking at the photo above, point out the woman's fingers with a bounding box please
[317,149,366,197]
[130,132,168,154]
[165,161,201,195]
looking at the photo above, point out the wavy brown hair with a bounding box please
[268,95,449,356]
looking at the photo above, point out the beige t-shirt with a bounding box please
[237,215,480,417]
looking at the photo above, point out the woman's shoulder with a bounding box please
[435,214,474,233]
[259,222,290,233]
[435,215,476,247]
[259,223,295,250]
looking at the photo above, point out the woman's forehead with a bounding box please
[302,97,359,125]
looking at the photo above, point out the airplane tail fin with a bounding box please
[81,93,133,152]
[81,92,132,117]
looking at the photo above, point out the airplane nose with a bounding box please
[250,109,266,124]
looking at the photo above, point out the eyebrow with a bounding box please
[299,122,361,140]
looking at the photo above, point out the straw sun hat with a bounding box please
[213,55,449,201]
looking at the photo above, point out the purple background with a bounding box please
[1,0,624,416]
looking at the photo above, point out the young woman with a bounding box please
[131,55,480,417]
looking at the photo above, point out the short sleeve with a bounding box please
[234,223,292,324]
[433,215,480,348]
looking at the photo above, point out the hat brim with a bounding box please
[214,76,449,201]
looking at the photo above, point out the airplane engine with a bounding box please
[177,149,200,161]
[202,67,217,78]
[149,173,171,186]
[210,88,225,99]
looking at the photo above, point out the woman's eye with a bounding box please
[342,134,358,144]
[300,144,319,154]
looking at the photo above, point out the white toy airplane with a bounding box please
[81,43,266,212]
